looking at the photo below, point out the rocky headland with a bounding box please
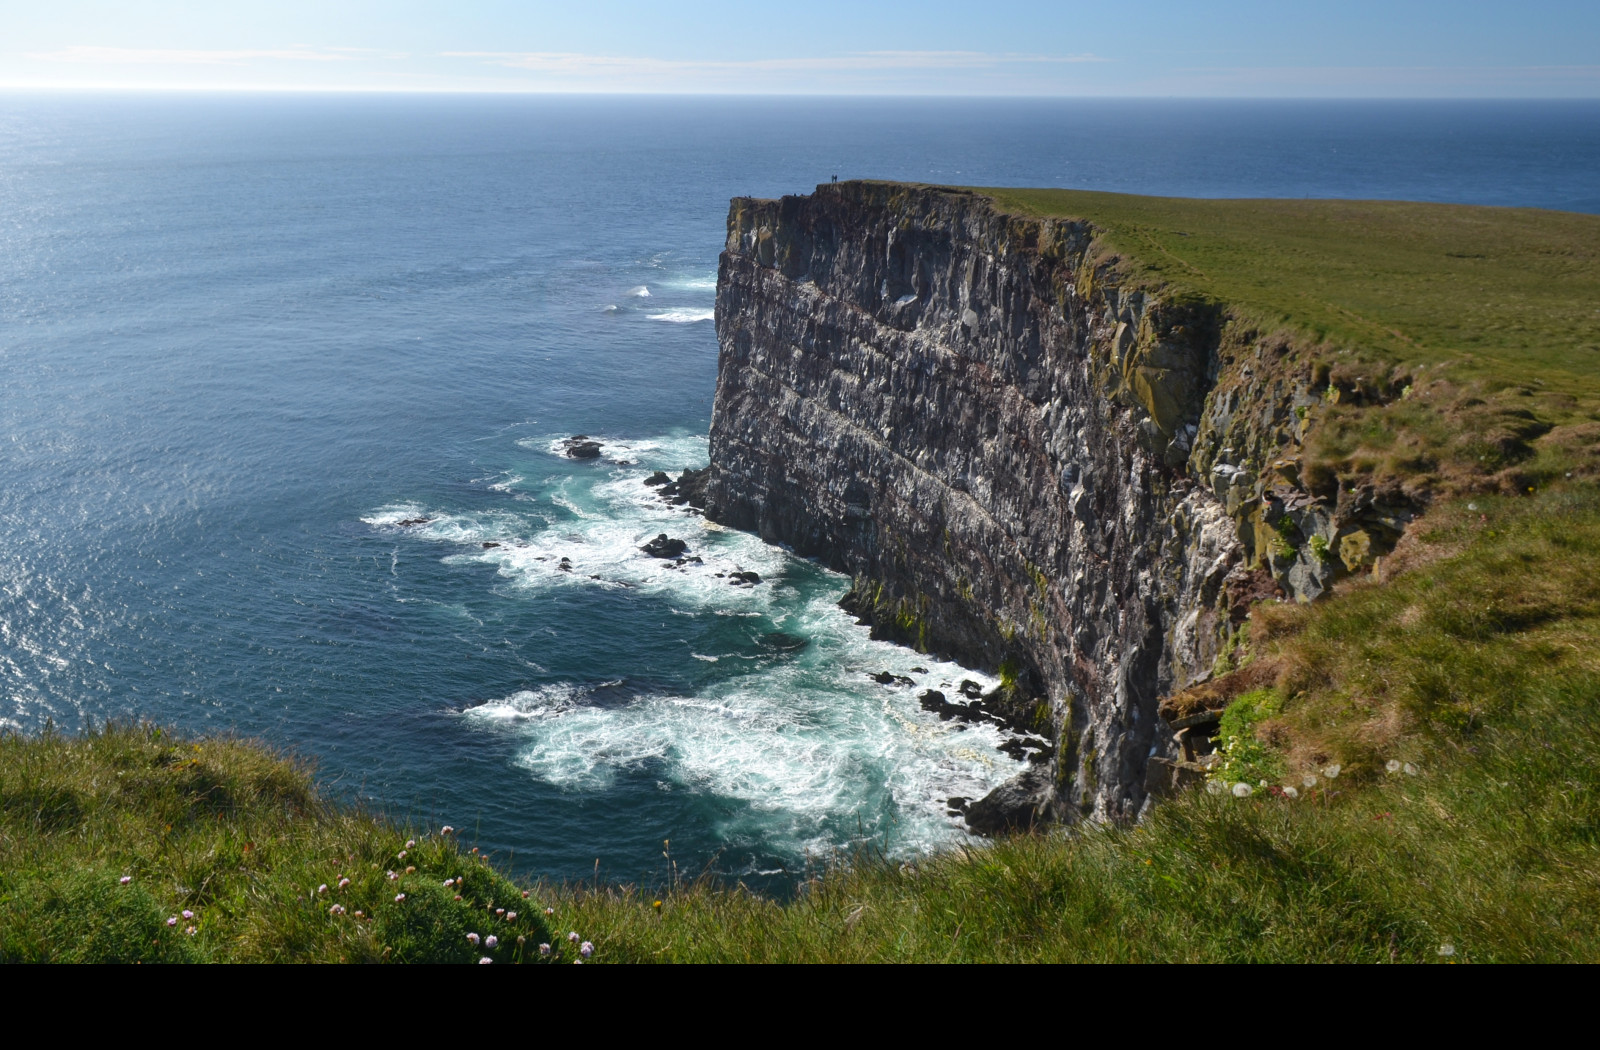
[699,182,1504,827]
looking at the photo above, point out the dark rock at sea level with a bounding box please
[644,471,672,487]
[964,769,1051,836]
[641,534,688,559]
[657,467,710,509]
[561,435,603,460]
[728,570,762,586]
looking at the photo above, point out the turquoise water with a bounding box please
[2,95,1597,886]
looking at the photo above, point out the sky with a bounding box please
[2,1,1598,97]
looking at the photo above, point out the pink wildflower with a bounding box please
[495,907,505,916]
[182,910,194,920]
[329,904,346,916]
[568,931,580,943]
[119,876,132,885]
[405,839,415,849]
[539,943,551,956]
[479,957,493,965]
[337,878,350,889]
[394,893,406,903]
[441,825,454,835]
[485,935,498,948]
[466,932,480,945]
[167,916,178,927]
[185,926,197,936]
[505,912,517,922]
[580,941,594,958]
[317,884,328,895]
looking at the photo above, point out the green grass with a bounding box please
[0,726,584,963]
[973,188,1600,392]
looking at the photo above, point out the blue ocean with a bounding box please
[3,95,1597,886]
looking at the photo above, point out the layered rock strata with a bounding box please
[705,182,1404,823]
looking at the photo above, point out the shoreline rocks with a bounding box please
[561,435,603,460]
[641,534,689,559]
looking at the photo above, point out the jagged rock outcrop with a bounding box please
[705,182,1406,824]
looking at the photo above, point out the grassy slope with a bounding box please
[7,191,1599,962]
[0,726,583,963]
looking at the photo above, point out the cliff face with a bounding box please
[706,182,1385,822]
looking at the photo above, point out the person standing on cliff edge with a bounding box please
[832,174,837,183]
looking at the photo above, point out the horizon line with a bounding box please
[3,83,1599,101]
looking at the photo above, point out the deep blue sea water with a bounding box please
[3,95,1598,885]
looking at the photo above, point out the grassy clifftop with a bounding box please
[976,188,1600,389]
[973,187,1600,504]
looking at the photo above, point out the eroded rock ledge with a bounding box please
[704,182,1409,824]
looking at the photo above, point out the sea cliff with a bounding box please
[704,182,1420,824]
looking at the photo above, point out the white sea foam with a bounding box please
[646,308,715,324]
[626,285,651,297]
[661,274,717,291]
[381,430,1016,861]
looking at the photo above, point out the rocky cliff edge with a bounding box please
[705,181,1417,824]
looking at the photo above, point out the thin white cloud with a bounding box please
[442,49,1108,77]
[27,46,404,66]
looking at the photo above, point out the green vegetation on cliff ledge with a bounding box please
[7,488,1600,961]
